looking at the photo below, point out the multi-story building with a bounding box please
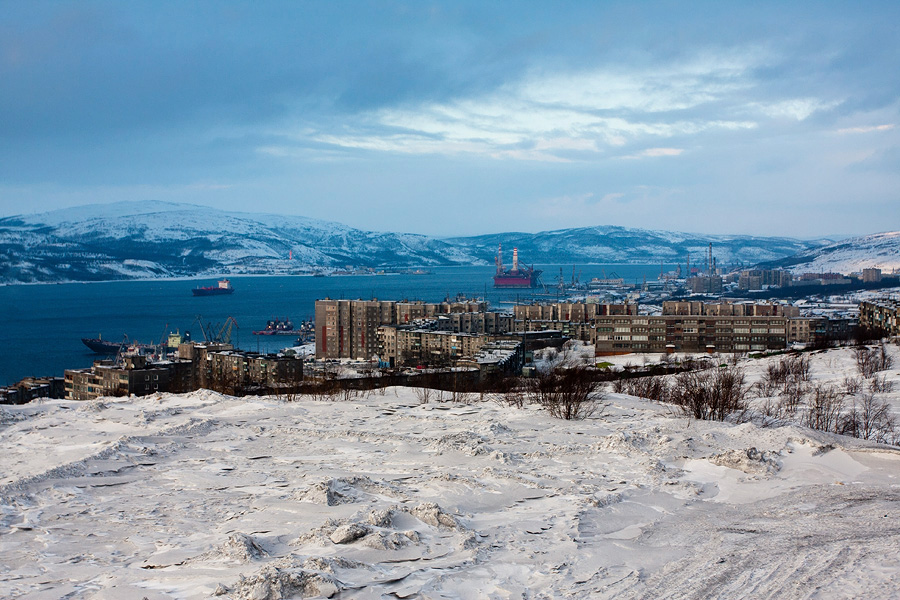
[434,311,513,335]
[64,344,303,400]
[594,314,805,354]
[377,326,492,367]
[862,268,883,283]
[512,319,593,342]
[315,298,495,359]
[738,269,792,290]
[860,298,900,336]
[662,301,799,317]
[0,377,66,405]
[65,355,178,400]
[513,302,636,322]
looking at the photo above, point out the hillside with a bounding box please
[757,231,900,275]
[0,201,480,283]
[446,226,823,267]
[0,201,826,283]
[1,345,899,598]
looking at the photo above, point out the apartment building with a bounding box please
[513,302,636,322]
[594,314,802,354]
[377,326,492,367]
[662,301,799,317]
[860,298,900,336]
[315,298,493,359]
[65,355,178,400]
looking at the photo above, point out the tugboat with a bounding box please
[192,279,234,296]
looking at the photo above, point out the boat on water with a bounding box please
[81,335,127,354]
[253,317,296,335]
[82,330,187,356]
[192,279,234,296]
[493,244,542,288]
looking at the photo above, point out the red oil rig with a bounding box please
[493,244,542,288]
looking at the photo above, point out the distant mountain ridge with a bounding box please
[444,226,823,268]
[756,231,900,275]
[0,201,828,284]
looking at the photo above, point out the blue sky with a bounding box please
[1,1,899,238]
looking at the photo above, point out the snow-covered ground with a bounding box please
[2,346,900,599]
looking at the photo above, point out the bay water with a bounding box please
[0,264,673,384]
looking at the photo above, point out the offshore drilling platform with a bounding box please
[493,244,542,288]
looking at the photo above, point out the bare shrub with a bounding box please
[878,343,894,370]
[842,376,863,396]
[779,379,807,414]
[414,386,434,404]
[529,365,604,420]
[669,366,748,421]
[487,375,527,408]
[614,376,669,402]
[804,384,844,434]
[854,345,891,378]
[868,374,895,394]
[840,393,897,443]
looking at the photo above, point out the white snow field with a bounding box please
[2,347,900,599]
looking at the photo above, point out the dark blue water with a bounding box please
[0,264,673,383]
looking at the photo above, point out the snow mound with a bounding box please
[219,533,268,562]
[229,559,341,600]
[709,447,781,475]
[296,476,399,505]
[426,431,491,456]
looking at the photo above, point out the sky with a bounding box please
[1,1,899,239]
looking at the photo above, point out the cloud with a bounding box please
[755,98,841,121]
[296,53,770,163]
[620,148,684,160]
[836,124,895,134]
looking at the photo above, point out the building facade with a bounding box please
[860,298,900,336]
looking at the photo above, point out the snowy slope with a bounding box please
[1,346,899,598]
[0,201,482,283]
[0,201,827,283]
[445,225,825,267]
[759,231,900,275]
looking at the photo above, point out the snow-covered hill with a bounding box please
[0,201,826,283]
[446,226,824,267]
[1,346,899,598]
[758,231,900,275]
[0,201,482,283]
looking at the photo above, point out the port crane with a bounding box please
[191,315,239,346]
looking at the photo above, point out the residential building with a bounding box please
[860,298,900,336]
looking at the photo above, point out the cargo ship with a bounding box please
[192,279,234,296]
[81,335,128,354]
[493,244,542,288]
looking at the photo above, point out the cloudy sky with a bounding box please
[2,1,899,238]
